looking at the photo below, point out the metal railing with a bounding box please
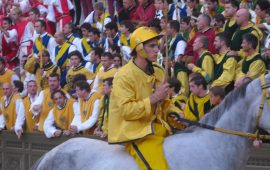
[0,130,269,170]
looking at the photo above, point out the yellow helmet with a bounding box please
[130,27,161,58]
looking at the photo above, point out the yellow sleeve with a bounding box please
[97,97,104,126]
[236,50,247,59]
[113,76,152,121]
[24,56,37,74]
[85,71,95,80]
[177,71,189,97]
[248,60,266,79]
[183,99,195,121]
[192,55,214,82]
[212,58,237,88]
[235,59,245,80]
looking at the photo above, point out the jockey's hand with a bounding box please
[69,125,78,135]
[63,130,71,136]
[54,130,62,137]
[150,82,170,104]
[15,129,23,139]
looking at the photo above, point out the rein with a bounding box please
[169,74,270,140]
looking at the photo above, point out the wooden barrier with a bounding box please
[0,130,269,170]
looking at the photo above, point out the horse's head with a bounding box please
[253,73,270,134]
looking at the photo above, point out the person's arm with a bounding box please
[76,100,100,132]
[43,110,57,138]
[177,71,189,97]
[24,56,37,74]
[248,60,266,79]
[48,37,57,58]
[69,44,77,54]
[192,55,214,82]
[175,40,187,62]
[84,12,93,24]
[113,76,152,120]
[211,57,238,88]
[30,91,44,116]
[14,99,25,133]
[74,38,83,55]
[70,102,82,133]
[0,103,5,129]
[91,75,99,93]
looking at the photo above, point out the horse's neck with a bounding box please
[216,100,255,134]
[212,100,254,161]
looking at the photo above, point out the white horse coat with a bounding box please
[32,74,270,170]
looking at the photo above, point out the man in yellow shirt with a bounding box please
[65,51,94,93]
[235,33,266,87]
[187,35,215,83]
[212,32,239,93]
[184,73,212,121]
[92,52,117,94]
[108,27,181,170]
[0,83,25,138]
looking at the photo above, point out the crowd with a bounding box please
[0,0,269,165]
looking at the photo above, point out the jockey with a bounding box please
[108,27,182,170]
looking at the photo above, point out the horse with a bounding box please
[32,74,270,170]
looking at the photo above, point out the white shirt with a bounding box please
[84,11,112,33]
[67,33,83,55]
[70,94,100,132]
[1,29,18,44]
[44,101,79,138]
[51,43,77,64]
[0,95,25,132]
[92,65,117,93]
[19,22,34,45]
[174,40,187,62]
[44,0,73,23]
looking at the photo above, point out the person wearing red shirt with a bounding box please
[0,17,19,70]
[134,0,156,26]
[119,0,138,22]
[185,14,216,64]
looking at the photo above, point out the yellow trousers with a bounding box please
[125,123,169,170]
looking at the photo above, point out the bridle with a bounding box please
[168,74,270,140]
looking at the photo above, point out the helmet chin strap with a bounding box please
[145,58,154,75]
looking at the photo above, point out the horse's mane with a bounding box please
[200,81,251,126]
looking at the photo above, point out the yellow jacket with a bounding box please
[212,52,238,88]
[24,57,60,90]
[184,93,212,121]
[235,52,266,80]
[192,51,215,82]
[108,61,178,143]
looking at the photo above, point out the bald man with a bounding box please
[53,32,77,86]
[0,83,25,138]
[230,8,263,52]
